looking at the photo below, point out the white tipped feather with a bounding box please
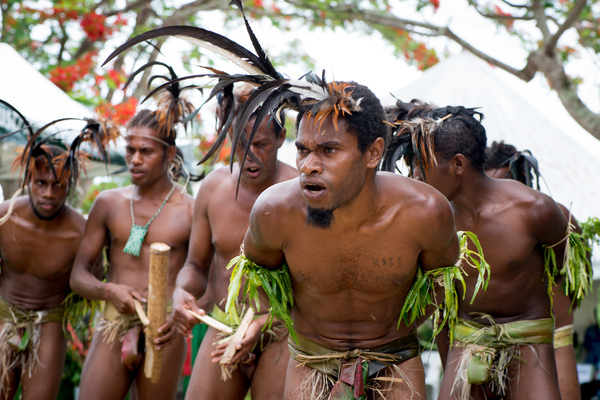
[175,35,267,76]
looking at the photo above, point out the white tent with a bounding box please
[0,43,93,131]
[393,51,600,222]
[0,44,125,200]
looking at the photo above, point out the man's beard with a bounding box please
[29,196,65,221]
[306,207,334,229]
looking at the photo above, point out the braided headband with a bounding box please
[126,133,172,147]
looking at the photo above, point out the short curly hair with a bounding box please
[484,141,517,169]
[425,106,487,170]
[295,82,390,153]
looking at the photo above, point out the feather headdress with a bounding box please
[381,99,438,174]
[384,98,437,127]
[124,61,200,139]
[103,0,366,194]
[389,115,450,179]
[382,104,484,179]
[3,99,120,195]
[484,141,542,190]
[0,99,34,141]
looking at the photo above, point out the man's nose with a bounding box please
[42,185,55,198]
[130,151,143,165]
[299,153,323,175]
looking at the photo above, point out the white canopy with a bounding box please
[0,43,93,133]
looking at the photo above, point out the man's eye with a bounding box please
[323,147,335,154]
[297,148,309,154]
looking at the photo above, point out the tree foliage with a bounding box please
[1,0,599,139]
[248,0,600,138]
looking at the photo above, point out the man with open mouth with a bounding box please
[172,84,297,400]
[234,81,460,399]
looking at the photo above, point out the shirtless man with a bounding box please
[485,140,583,400]
[70,109,194,400]
[236,82,459,399]
[0,144,86,400]
[401,107,568,400]
[172,86,297,400]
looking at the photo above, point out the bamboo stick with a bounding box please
[144,242,170,383]
[219,307,254,365]
[188,309,233,334]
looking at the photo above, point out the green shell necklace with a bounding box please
[123,184,176,257]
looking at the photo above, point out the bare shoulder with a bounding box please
[0,197,29,232]
[252,178,301,215]
[494,179,559,219]
[379,172,453,220]
[171,186,194,216]
[63,205,86,232]
[93,186,130,205]
[276,160,298,182]
[247,178,300,252]
[201,166,232,188]
[195,166,235,199]
[87,186,130,218]
[0,195,27,216]
[491,179,566,242]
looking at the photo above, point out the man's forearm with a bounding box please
[175,264,208,299]
[70,265,107,301]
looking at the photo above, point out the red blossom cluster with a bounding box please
[198,135,231,164]
[49,51,98,92]
[429,0,440,12]
[80,12,127,41]
[80,12,108,41]
[412,43,438,70]
[95,97,139,126]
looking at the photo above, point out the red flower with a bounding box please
[80,12,109,41]
[95,98,139,126]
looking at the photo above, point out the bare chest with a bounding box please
[284,228,420,294]
[457,214,541,279]
[211,212,252,261]
[0,223,80,279]
[207,196,255,259]
[107,199,191,250]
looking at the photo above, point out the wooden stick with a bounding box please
[188,310,233,335]
[144,242,170,384]
[134,299,150,326]
[219,307,254,365]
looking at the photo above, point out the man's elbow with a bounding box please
[69,265,86,295]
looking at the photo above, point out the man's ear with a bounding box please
[277,129,286,148]
[166,145,177,164]
[453,154,467,176]
[366,137,385,168]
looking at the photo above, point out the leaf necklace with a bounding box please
[123,184,176,257]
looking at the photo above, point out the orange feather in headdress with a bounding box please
[6,111,119,194]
